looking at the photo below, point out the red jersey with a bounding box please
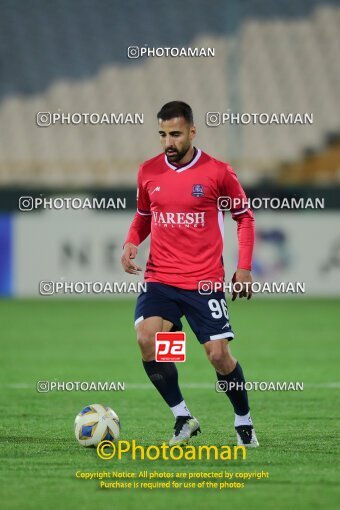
[124,148,254,290]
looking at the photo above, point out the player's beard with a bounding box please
[165,143,191,163]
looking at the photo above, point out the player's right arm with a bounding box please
[121,166,151,275]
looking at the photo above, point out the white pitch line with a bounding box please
[127,383,213,389]
[1,382,340,390]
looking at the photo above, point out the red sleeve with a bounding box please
[235,213,255,271]
[219,164,255,271]
[124,166,151,247]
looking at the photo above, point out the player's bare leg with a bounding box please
[204,339,259,447]
[204,338,237,374]
[136,316,169,361]
[136,317,200,445]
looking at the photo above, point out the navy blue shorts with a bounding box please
[134,282,234,344]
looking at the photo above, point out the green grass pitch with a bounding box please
[0,298,339,510]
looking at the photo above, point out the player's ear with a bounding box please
[189,124,196,140]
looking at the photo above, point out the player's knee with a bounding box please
[136,324,156,353]
[205,341,232,367]
[207,347,225,366]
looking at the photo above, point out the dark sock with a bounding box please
[216,362,250,416]
[143,360,184,408]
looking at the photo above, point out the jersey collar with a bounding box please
[164,148,202,173]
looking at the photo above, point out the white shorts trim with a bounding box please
[209,332,234,341]
[134,316,144,326]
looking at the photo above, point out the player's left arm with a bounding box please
[219,164,255,300]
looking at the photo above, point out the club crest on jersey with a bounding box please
[192,184,204,197]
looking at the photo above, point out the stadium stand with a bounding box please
[0,0,339,186]
[279,133,340,184]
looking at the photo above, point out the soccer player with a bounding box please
[121,101,259,447]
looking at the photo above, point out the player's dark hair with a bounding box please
[157,101,193,125]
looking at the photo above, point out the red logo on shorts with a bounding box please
[155,332,186,362]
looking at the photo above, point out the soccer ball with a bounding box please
[74,404,120,447]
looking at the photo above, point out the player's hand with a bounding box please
[232,269,253,301]
[121,243,142,275]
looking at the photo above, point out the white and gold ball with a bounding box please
[74,404,120,447]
